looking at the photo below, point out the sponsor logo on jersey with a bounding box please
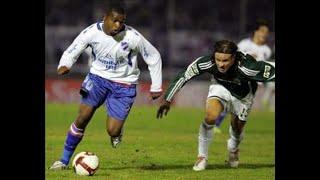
[98,57,126,70]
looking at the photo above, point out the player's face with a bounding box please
[254,25,269,44]
[103,11,126,36]
[214,52,235,73]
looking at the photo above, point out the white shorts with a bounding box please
[207,84,254,121]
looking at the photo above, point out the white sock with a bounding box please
[198,121,214,159]
[227,126,244,152]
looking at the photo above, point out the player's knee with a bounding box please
[205,110,220,125]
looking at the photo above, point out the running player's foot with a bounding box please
[225,149,239,168]
[111,135,122,148]
[49,161,67,170]
[193,156,207,171]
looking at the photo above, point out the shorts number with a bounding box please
[239,107,249,120]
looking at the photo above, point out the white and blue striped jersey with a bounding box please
[58,22,162,92]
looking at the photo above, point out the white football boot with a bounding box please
[226,149,239,168]
[193,156,208,171]
[49,161,67,170]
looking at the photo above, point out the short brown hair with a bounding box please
[214,40,238,55]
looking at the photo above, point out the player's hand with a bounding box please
[157,101,171,119]
[57,66,70,75]
[149,91,162,100]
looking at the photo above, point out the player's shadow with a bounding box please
[106,163,274,171]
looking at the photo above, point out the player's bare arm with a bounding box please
[157,55,212,118]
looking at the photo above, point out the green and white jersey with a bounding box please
[164,51,275,102]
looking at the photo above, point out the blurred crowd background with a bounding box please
[45,0,274,109]
[46,0,274,78]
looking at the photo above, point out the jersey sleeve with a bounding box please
[164,55,213,102]
[57,25,93,69]
[137,35,162,92]
[238,54,275,82]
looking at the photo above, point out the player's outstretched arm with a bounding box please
[137,35,163,100]
[57,25,93,76]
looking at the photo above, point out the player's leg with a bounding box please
[225,92,253,168]
[50,73,107,170]
[61,104,97,165]
[193,84,230,171]
[105,82,136,148]
[226,114,246,168]
[193,97,225,171]
[106,116,125,148]
[49,104,97,170]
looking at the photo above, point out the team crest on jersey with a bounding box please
[121,41,129,51]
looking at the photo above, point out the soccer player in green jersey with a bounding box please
[156,40,275,171]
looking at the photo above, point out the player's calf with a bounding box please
[107,117,125,148]
[226,125,244,168]
[107,125,124,148]
[61,122,85,165]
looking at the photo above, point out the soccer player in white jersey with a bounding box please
[214,19,274,134]
[237,20,272,61]
[49,2,163,170]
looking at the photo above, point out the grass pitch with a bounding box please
[46,103,274,179]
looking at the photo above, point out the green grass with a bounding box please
[46,103,275,180]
